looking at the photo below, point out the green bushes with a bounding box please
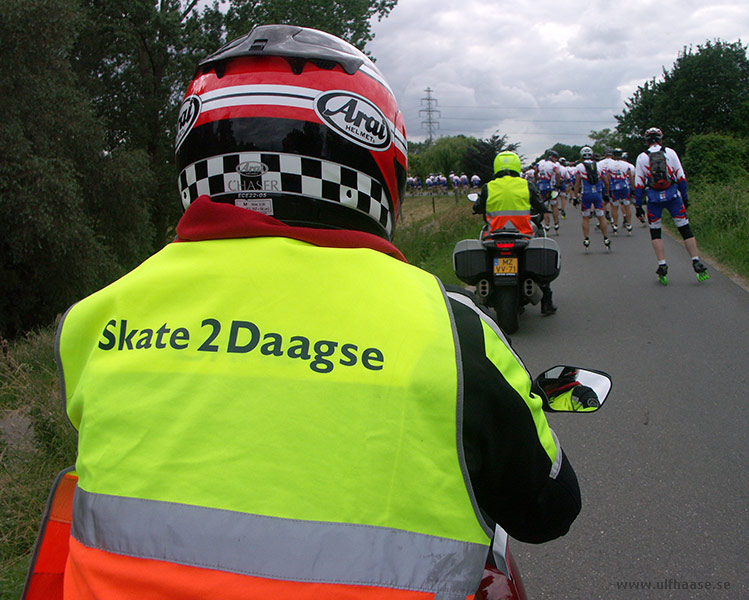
[689,179,749,277]
[679,134,749,279]
[683,133,749,184]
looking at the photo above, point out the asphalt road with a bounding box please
[500,205,749,599]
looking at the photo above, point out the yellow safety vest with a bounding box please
[57,236,492,598]
[486,177,532,234]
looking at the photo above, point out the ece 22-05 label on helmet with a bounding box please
[175,95,201,152]
[315,91,392,151]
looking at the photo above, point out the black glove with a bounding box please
[682,197,689,209]
[573,387,601,410]
[472,205,481,215]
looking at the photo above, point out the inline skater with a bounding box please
[574,146,610,251]
[594,146,618,230]
[460,172,469,191]
[623,151,645,225]
[535,150,563,235]
[609,148,634,235]
[634,127,709,284]
[558,157,572,218]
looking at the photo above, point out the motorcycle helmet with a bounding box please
[547,150,559,159]
[175,25,408,241]
[580,146,594,159]
[493,151,522,175]
[612,147,623,158]
[645,127,663,144]
[536,366,580,399]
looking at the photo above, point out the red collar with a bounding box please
[175,196,406,262]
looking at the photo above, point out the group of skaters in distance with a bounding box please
[523,128,708,285]
[407,172,481,194]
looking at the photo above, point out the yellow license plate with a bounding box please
[494,257,518,274]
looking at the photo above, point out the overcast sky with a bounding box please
[366,0,749,159]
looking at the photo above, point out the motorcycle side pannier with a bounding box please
[524,238,560,283]
[453,239,490,285]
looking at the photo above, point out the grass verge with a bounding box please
[0,327,77,598]
[395,193,481,284]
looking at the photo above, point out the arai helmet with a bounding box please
[175,25,408,240]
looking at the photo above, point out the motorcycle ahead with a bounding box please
[475,365,613,599]
[452,193,560,334]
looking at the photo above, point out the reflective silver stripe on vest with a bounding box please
[72,488,488,599]
[486,210,530,217]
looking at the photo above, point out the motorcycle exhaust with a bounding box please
[477,278,491,299]
[524,278,543,305]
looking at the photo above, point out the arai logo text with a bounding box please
[315,91,392,151]
[175,95,201,152]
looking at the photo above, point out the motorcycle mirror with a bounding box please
[467,193,478,202]
[533,366,612,413]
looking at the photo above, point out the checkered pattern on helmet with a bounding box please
[178,152,391,235]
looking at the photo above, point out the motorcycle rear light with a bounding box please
[495,242,515,248]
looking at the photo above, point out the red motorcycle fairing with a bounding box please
[475,552,528,600]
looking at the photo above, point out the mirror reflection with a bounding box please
[536,366,612,413]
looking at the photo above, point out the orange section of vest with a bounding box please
[488,215,533,235]
[23,471,77,600]
[64,537,471,599]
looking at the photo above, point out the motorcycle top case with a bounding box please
[524,238,560,283]
[453,239,490,285]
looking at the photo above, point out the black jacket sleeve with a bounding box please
[527,181,548,216]
[473,184,489,215]
[445,285,581,543]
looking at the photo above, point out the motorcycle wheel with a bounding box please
[493,287,520,334]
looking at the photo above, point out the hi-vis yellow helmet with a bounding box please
[493,151,522,175]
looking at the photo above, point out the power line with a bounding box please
[439,105,620,110]
[418,87,440,142]
[440,117,615,123]
[442,131,599,136]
